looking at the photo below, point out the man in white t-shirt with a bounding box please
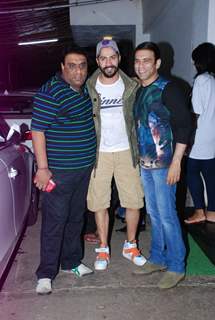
[87,37,146,271]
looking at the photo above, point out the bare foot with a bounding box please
[84,233,100,244]
[184,209,206,224]
[206,211,215,223]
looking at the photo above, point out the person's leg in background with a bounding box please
[115,205,146,233]
[84,213,99,244]
[201,158,215,222]
[83,210,99,244]
[184,158,206,224]
[176,156,188,221]
[116,206,126,221]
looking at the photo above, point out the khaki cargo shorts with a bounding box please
[87,150,144,212]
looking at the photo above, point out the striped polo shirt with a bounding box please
[31,73,96,170]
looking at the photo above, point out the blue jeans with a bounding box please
[141,168,186,273]
[187,158,215,211]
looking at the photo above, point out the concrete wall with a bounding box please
[69,0,149,45]
[142,0,209,84]
[208,0,215,43]
[69,0,214,84]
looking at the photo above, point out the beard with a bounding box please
[99,65,119,78]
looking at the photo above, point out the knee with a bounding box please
[126,208,139,212]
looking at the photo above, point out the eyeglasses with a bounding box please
[66,62,87,71]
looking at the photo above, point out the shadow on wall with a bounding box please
[118,39,134,77]
[157,42,193,221]
[158,41,192,98]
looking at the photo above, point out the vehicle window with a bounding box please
[0,91,35,116]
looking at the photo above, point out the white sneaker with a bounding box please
[36,278,52,295]
[122,240,147,266]
[61,263,93,277]
[94,246,110,271]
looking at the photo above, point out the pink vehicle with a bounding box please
[0,116,38,286]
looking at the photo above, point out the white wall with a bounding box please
[142,0,171,32]
[69,0,149,45]
[142,0,209,84]
[69,0,213,83]
[208,0,215,43]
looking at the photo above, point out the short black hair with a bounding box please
[61,45,88,65]
[192,42,215,76]
[134,42,161,61]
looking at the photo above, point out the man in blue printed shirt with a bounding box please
[32,47,96,295]
[133,42,191,289]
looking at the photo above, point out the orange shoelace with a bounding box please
[96,252,110,261]
[124,247,141,260]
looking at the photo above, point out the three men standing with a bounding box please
[32,38,190,292]
[87,38,146,270]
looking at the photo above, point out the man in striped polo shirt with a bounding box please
[32,47,97,295]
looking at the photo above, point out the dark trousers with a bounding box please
[84,210,97,234]
[36,166,93,280]
[187,158,215,211]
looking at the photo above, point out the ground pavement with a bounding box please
[0,212,215,320]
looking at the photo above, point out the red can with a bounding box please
[45,179,56,192]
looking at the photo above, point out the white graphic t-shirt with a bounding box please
[96,76,129,152]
